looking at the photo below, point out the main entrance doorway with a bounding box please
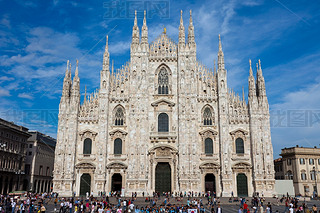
[111,173,122,192]
[155,162,171,193]
[205,173,216,194]
[80,173,91,196]
[237,173,248,197]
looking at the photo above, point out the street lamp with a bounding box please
[313,167,317,194]
[0,143,6,148]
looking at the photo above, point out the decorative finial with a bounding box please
[218,34,222,51]
[258,59,261,70]
[143,10,146,25]
[163,25,166,34]
[75,59,79,76]
[84,85,87,102]
[249,59,253,76]
[256,63,259,71]
[134,10,137,25]
[242,86,245,101]
[189,10,193,24]
[67,60,69,70]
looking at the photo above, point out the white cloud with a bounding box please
[109,41,131,55]
[0,76,14,81]
[18,93,34,100]
[0,88,10,96]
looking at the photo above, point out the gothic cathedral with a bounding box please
[53,10,275,197]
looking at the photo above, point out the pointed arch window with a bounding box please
[158,68,169,94]
[204,138,213,154]
[203,107,213,125]
[83,138,92,155]
[114,138,122,155]
[235,138,244,154]
[114,106,125,126]
[158,113,169,132]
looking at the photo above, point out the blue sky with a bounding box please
[0,0,319,158]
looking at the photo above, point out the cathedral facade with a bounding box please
[53,10,275,197]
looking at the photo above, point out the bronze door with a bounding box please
[237,173,248,197]
[80,173,91,196]
[155,163,171,193]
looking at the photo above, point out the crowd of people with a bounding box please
[0,191,319,213]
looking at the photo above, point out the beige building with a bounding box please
[0,118,30,194]
[53,10,275,197]
[280,146,320,197]
[25,131,56,193]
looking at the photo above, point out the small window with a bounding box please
[287,159,292,165]
[235,138,244,154]
[301,172,307,180]
[28,152,32,156]
[114,138,122,155]
[309,158,314,165]
[204,138,213,154]
[39,166,43,176]
[83,138,92,155]
[29,144,33,148]
[158,113,169,132]
[310,171,316,180]
[300,158,305,165]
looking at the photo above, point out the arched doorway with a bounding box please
[237,173,248,197]
[205,173,216,194]
[80,173,91,196]
[111,173,122,192]
[155,162,171,193]
[3,177,8,194]
[23,179,28,191]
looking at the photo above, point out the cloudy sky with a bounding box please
[0,0,319,158]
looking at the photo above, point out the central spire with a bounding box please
[103,35,109,71]
[218,34,225,70]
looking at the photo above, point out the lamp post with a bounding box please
[313,166,318,198]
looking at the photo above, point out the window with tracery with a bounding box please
[158,68,169,94]
[114,106,125,126]
[203,107,213,125]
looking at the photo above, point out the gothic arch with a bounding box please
[155,64,172,95]
[113,104,126,126]
[201,105,214,126]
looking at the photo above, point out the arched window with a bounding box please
[203,107,213,125]
[204,138,213,154]
[158,113,169,132]
[158,68,169,94]
[83,138,92,155]
[235,138,244,154]
[114,138,122,155]
[114,106,125,126]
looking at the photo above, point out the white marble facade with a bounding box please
[53,10,275,197]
